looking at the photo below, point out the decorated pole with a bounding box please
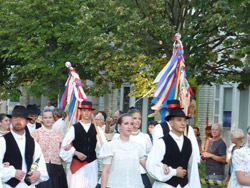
[150,33,192,124]
[60,62,103,145]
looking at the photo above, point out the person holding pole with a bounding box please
[60,100,106,188]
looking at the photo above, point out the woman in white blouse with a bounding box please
[128,109,152,188]
[228,126,250,187]
[100,114,147,188]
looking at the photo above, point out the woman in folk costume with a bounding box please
[100,114,150,188]
[146,107,201,188]
[0,114,11,137]
[113,109,152,187]
[31,110,67,188]
[60,101,106,188]
[128,109,152,187]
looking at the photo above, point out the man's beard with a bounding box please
[13,123,25,131]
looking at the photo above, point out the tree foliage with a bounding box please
[77,0,249,97]
[0,0,249,100]
[0,0,83,99]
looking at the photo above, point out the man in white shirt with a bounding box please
[147,107,201,188]
[152,100,200,163]
[53,108,66,137]
[0,105,48,188]
[26,104,42,135]
[60,100,106,188]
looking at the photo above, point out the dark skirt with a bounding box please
[37,163,68,188]
[141,173,152,188]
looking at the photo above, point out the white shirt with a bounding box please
[0,130,49,188]
[27,123,36,135]
[99,137,146,188]
[146,131,201,188]
[60,122,107,163]
[53,118,66,137]
[113,132,152,174]
[152,122,200,163]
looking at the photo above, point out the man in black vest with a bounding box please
[146,107,201,188]
[0,105,48,188]
[26,104,42,135]
[60,100,106,188]
[152,100,200,164]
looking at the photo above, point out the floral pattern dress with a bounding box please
[228,146,250,188]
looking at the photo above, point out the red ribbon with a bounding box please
[167,104,180,108]
[79,105,93,109]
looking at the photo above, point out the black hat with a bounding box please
[26,104,40,115]
[11,105,31,120]
[166,100,183,111]
[165,107,190,121]
[78,100,95,110]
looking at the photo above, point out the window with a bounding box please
[222,88,232,128]
[238,89,249,130]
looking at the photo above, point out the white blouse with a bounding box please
[99,137,146,188]
[228,146,250,188]
[113,132,152,174]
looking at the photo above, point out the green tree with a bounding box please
[228,0,250,90]
[0,0,84,99]
[0,0,249,100]
[77,0,247,97]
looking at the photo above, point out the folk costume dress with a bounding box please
[31,127,68,188]
[0,130,49,188]
[147,131,201,188]
[60,122,106,188]
[113,132,152,187]
[99,137,146,188]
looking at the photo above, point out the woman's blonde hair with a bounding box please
[230,129,244,140]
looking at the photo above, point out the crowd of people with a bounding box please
[0,99,250,188]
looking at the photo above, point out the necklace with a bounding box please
[131,131,139,135]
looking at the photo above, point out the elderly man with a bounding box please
[95,113,105,133]
[105,110,123,141]
[202,124,227,188]
[0,105,48,188]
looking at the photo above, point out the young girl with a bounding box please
[100,114,146,188]
[128,109,152,188]
[0,114,11,137]
[32,110,67,188]
[113,109,152,188]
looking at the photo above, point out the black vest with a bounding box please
[160,122,170,136]
[72,123,97,163]
[3,132,35,187]
[161,134,192,187]
[161,121,189,136]
[25,122,42,136]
